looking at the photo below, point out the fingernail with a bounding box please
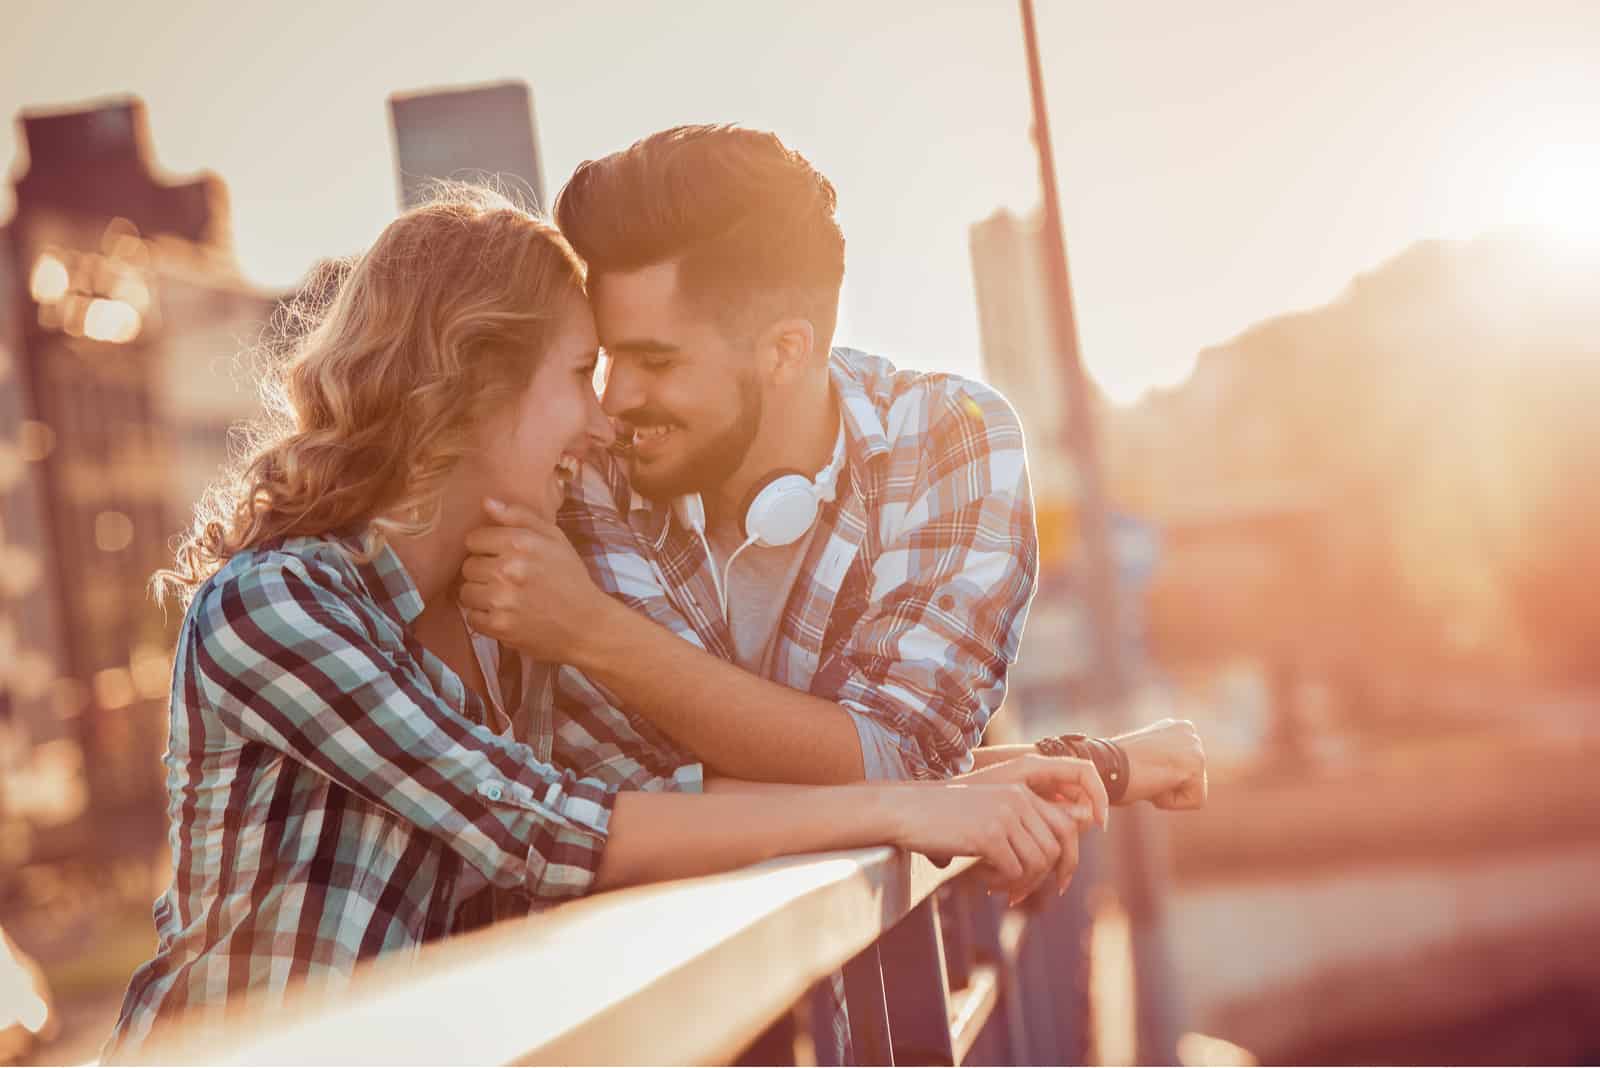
[486,497,505,511]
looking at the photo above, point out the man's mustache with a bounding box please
[609,410,680,453]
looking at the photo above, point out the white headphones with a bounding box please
[663,429,846,622]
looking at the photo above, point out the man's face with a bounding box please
[589,261,763,500]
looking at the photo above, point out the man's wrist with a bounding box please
[566,592,635,676]
[1035,734,1130,805]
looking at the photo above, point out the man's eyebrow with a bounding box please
[604,338,680,356]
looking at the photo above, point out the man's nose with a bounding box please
[601,360,644,418]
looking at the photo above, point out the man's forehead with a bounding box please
[590,261,697,351]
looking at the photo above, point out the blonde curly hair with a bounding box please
[156,185,586,605]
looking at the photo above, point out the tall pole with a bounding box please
[1017,2,1182,1062]
[1017,0,1125,710]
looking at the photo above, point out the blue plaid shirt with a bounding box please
[104,532,658,1060]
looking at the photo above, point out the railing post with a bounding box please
[938,885,975,993]
[842,943,895,1066]
[1048,834,1100,1064]
[966,883,1028,1065]
[879,895,956,1065]
[1017,902,1062,1064]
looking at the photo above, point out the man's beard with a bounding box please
[628,370,763,501]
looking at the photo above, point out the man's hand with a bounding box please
[1113,718,1207,809]
[459,498,608,660]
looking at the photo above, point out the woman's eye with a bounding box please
[643,356,673,372]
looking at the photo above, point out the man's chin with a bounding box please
[626,454,706,502]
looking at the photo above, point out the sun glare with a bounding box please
[1503,143,1600,245]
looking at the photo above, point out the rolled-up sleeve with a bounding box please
[815,384,1040,781]
[552,456,708,793]
[195,555,617,901]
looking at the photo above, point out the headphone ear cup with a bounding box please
[741,469,820,547]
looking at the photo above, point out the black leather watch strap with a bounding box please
[1035,732,1130,805]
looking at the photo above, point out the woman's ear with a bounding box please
[760,317,816,386]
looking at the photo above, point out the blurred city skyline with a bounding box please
[2,0,1598,404]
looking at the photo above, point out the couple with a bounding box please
[105,124,1204,1059]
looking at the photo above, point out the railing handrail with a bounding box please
[142,847,975,1066]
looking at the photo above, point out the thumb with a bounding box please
[483,497,548,529]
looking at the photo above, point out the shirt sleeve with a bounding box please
[191,553,618,901]
[814,382,1041,781]
[549,453,708,791]
[550,664,705,793]
[560,453,713,647]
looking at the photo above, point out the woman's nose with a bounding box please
[585,387,616,447]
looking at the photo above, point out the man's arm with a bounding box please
[463,380,1036,783]
[807,382,1039,779]
[563,591,869,782]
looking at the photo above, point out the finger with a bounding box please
[1033,757,1110,830]
[1047,784,1096,824]
[1034,799,1081,893]
[980,829,1024,888]
[1016,803,1062,901]
[482,497,549,529]
[462,605,500,635]
[459,554,500,585]
[1049,799,1088,895]
[463,525,535,558]
[457,581,498,612]
[1005,821,1050,905]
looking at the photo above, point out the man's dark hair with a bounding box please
[555,124,846,342]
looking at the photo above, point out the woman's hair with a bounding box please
[155,185,586,605]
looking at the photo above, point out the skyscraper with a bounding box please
[389,81,547,212]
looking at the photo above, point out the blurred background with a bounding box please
[1,1,1597,1063]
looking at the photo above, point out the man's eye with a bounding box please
[642,356,673,372]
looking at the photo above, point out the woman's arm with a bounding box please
[194,556,620,902]
[600,755,1109,902]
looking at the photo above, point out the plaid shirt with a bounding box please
[551,347,1040,784]
[104,533,643,1061]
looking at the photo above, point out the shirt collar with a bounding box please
[346,527,427,628]
[828,347,891,477]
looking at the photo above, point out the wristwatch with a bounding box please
[1035,733,1129,805]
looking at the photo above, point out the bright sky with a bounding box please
[3,0,1598,403]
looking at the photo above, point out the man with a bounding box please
[463,124,1204,812]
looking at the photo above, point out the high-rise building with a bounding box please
[1,98,279,858]
[389,81,547,212]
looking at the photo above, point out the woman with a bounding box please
[102,189,1104,1060]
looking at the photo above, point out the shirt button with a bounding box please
[480,782,505,802]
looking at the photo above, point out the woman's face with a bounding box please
[463,295,614,521]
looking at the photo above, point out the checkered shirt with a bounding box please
[551,347,1041,785]
[103,533,641,1061]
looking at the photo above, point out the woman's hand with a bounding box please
[954,752,1110,829]
[459,498,609,660]
[885,756,1109,904]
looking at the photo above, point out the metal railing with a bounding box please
[143,838,1102,1066]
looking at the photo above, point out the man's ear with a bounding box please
[759,317,816,386]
